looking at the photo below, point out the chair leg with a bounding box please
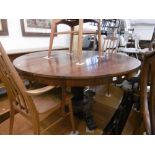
[9,108,15,135]
[69,26,74,53]
[133,116,144,135]
[33,128,40,135]
[33,123,40,135]
[68,101,76,133]
[105,83,111,97]
[77,19,83,63]
[98,19,102,57]
[48,20,57,58]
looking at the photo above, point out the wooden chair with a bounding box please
[48,19,102,60]
[93,37,124,130]
[139,50,155,134]
[119,32,141,59]
[0,43,75,134]
[102,36,119,54]
[97,36,120,97]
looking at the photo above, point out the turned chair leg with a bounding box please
[69,26,74,53]
[9,107,15,135]
[48,20,57,58]
[33,123,40,135]
[68,101,76,133]
[77,19,83,63]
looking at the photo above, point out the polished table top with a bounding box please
[13,50,141,86]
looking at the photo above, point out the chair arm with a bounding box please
[26,86,55,95]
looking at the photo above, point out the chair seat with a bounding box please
[33,88,72,114]
[120,48,140,54]
[33,89,61,114]
[120,47,150,55]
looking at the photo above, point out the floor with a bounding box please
[0,86,140,135]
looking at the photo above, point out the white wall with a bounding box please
[0,19,70,52]
[132,25,154,40]
[129,19,155,40]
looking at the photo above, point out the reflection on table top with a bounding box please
[13,50,141,86]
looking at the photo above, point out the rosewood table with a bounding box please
[13,50,141,87]
[13,50,141,130]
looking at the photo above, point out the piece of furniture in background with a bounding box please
[0,43,75,134]
[97,36,120,103]
[125,28,135,48]
[101,19,120,36]
[48,19,102,61]
[82,35,97,51]
[139,51,155,134]
[119,29,142,59]
[102,36,119,54]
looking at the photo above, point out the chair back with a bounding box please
[102,36,119,53]
[140,50,155,134]
[0,43,38,121]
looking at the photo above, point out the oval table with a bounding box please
[13,50,141,131]
[13,50,141,87]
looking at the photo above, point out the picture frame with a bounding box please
[20,19,54,37]
[0,19,9,36]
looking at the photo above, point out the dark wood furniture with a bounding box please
[0,43,75,135]
[13,49,141,132]
[7,46,68,61]
[13,50,141,88]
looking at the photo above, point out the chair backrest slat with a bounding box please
[0,58,28,111]
[102,36,118,53]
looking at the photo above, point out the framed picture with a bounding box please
[20,19,54,37]
[0,19,9,36]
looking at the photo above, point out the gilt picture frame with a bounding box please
[0,19,9,36]
[20,19,54,37]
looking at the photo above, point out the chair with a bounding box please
[102,36,119,54]
[119,30,141,59]
[93,36,124,116]
[124,37,155,92]
[0,43,75,135]
[48,19,102,60]
[139,50,155,134]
